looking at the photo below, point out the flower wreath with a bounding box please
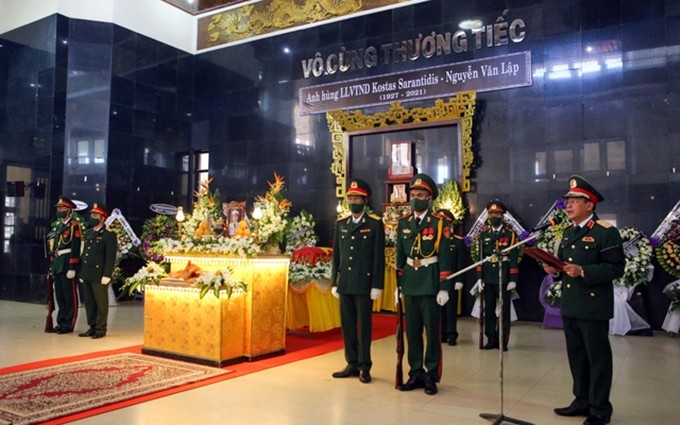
[655,218,680,278]
[614,227,654,288]
[285,210,318,254]
[663,280,680,312]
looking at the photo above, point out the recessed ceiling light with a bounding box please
[459,19,483,30]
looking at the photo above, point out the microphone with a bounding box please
[530,215,562,232]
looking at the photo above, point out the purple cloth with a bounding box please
[539,275,563,329]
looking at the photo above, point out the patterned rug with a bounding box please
[0,353,228,425]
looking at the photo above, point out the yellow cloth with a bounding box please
[286,279,340,332]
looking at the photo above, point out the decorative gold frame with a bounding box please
[326,91,476,200]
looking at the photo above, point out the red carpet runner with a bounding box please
[0,313,396,424]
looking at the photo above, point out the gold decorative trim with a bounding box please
[326,91,476,199]
[199,0,416,49]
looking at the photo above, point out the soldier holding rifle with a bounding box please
[46,196,81,334]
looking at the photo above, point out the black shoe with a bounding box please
[398,376,424,391]
[332,365,359,378]
[359,370,371,384]
[503,344,508,351]
[554,402,589,417]
[79,330,95,337]
[45,327,60,334]
[424,376,438,395]
[447,339,458,346]
[482,340,499,350]
[92,332,106,339]
[57,328,73,334]
[584,414,610,425]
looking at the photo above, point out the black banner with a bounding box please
[298,51,531,115]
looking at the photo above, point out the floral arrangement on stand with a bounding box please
[654,217,680,278]
[193,266,247,299]
[432,179,466,225]
[534,199,571,255]
[182,178,223,239]
[544,280,562,306]
[663,280,680,312]
[255,173,291,252]
[121,261,168,295]
[614,227,654,288]
[285,210,318,253]
[139,215,178,263]
[288,256,332,283]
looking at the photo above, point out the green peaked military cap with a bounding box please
[54,195,76,209]
[346,178,372,197]
[486,199,507,214]
[564,175,604,203]
[90,202,109,218]
[410,173,438,198]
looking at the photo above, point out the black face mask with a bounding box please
[488,217,502,227]
[56,211,67,219]
[410,198,429,212]
[349,203,365,214]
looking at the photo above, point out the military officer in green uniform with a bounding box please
[475,200,519,351]
[331,178,385,384]
[47,196,82,334]
[437,209,466,346]
[79,203,118,339]
[543,176,624,425]
[395,173,452,395]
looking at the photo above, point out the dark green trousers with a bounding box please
[563,316,613,418]
[404,294,441,381]
[483,284,511,343]
[54,273,78,331]
[441,289,459,342]
[80,278,109,333]
[339,293,373,371]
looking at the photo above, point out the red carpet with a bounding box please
[0,313,396,424]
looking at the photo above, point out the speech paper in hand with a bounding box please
[523,247,566,271]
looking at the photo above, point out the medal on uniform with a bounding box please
[413,258,421,270]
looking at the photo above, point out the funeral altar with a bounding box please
[142,255,289,366]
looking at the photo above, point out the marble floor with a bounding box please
[1,300,678,425]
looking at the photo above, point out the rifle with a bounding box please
[395,285,405,389]
[45,273,55,332]
[478,238,484,349]
[44,233,55,332]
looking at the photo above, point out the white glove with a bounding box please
[66,270,76,279]
[436,290,449,306]
[471,279,484,292]
[394,288,400,306]
[331,287,339,298]
[370,288,382,300]
[101,277,111,285]
[507,281,517,291]
[454,282,463,291]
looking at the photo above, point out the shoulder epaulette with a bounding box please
[596,219,613,229]
[453,234,463,240]
[336,214,351,222]
[368,212,381,220]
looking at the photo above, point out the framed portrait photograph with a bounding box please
[388,141,413,180]
[222,201,246,237]
[390,184,407,203]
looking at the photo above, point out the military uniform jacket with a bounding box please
[449,234,467,281]
[557,214,625,321]
[331,213,385,295]
[49,218,82,274]
[476,225,519,285]
[80,226,118,282]
[396,211,453,296]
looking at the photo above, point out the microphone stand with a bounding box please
[445,230,545,425]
